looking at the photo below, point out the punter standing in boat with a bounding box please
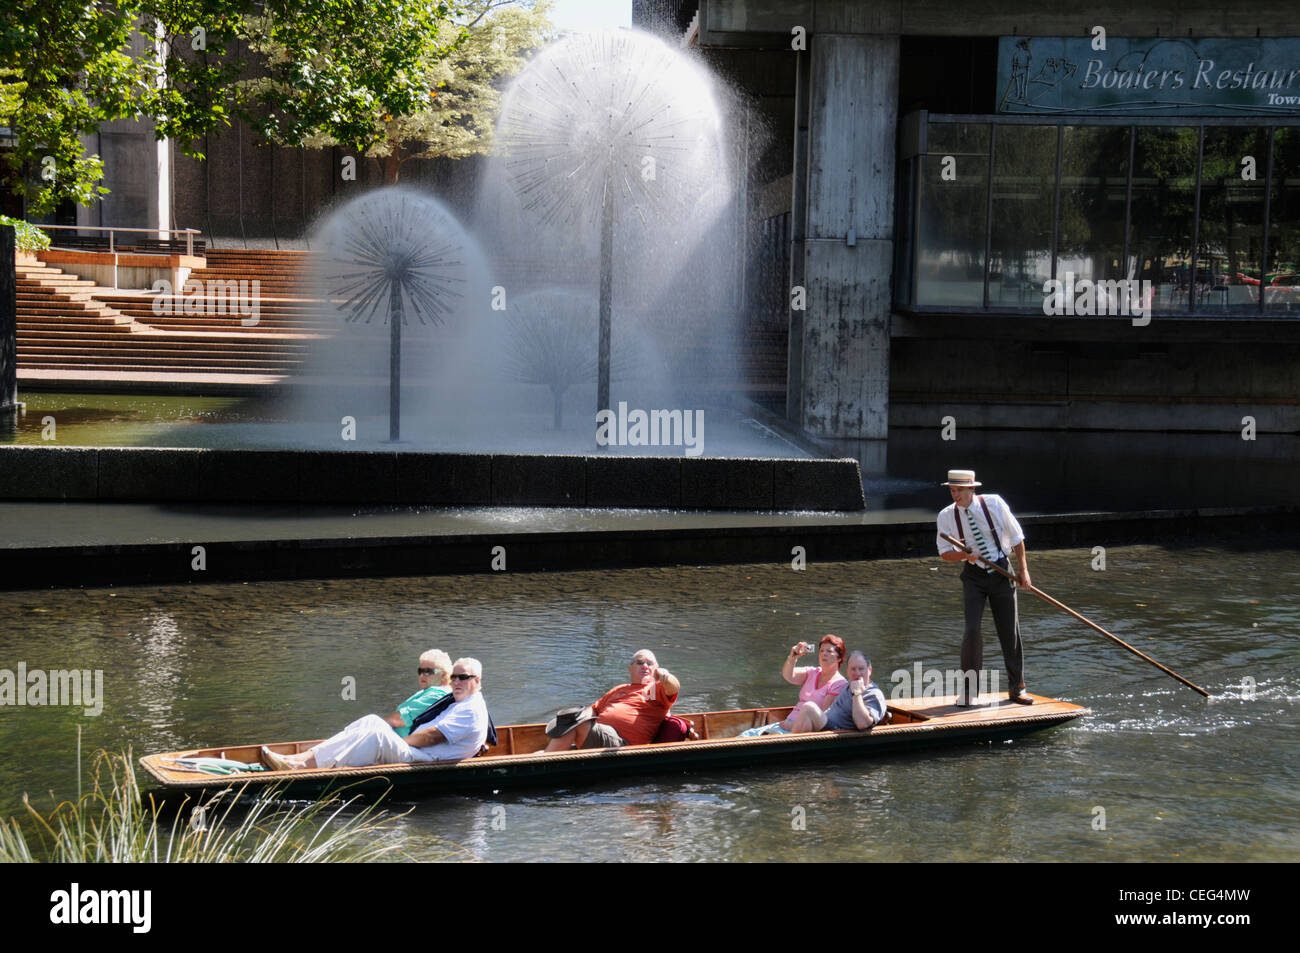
[936,470,1033,706]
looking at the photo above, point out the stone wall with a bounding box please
[0,447,865,510]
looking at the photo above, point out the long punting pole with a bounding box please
[940,533,1210,697]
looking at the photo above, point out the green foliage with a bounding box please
[0,214,52,252]
[0,0,474,211]
[147,0,255,150]
[376,0,556,166]
[240,0,467,154]
[0,0,155,213]
[0,750,422,863]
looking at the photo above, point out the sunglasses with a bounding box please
[418,668,440,676]
[450,673,478,682]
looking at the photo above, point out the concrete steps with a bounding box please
[16,264,138,330]
[186,248,314,297]
[20,347,308,369]
[99,292,335,333]
[15,250,787,394]
[15,256,320,377]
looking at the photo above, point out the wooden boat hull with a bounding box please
[138,694,1088,800]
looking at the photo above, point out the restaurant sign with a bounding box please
[997,37,1300,115]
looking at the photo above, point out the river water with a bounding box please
[0,544,1295,862]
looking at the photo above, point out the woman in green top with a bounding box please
[390,649,454,737]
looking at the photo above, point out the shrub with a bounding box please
[0,750,438,863]
[0,214,51,253]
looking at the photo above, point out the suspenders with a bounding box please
[953,496,1005,570]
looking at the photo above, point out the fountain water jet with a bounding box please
[495,30,728,425]
[314,188,473,441]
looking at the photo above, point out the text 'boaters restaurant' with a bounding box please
[665,0,1300,439]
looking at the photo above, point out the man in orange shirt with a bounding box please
[543,650,680,751]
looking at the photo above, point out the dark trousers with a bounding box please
[960,558,1025,693]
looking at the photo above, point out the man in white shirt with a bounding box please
[263,658,489,769]
[935,470,1033,706]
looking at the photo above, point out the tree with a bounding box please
[0,0,155,213]
[0,0,467,214]
[238,0,467,155]
[146,0,255,149]
[294,0,556,184]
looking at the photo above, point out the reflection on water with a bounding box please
[134,611,184,743]
[0,393,271,446]
[0,545,1295,861]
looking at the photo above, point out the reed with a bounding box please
[0,750,433,863]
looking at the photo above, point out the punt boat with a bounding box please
[138,693,1088,799]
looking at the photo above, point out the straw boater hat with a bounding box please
[942,469,982,487]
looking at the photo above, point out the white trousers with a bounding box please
[311,714,415,769]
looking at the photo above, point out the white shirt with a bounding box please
[936,494,1025,562]
[407,692,488,762]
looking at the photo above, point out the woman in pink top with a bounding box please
[740,634,847,736]
[783,634,848,729]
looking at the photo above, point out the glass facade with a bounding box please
[1057,126,1130,293]
[1266,128,1300,314]
[898,117,1300,316]
[914,125,988,307]
[1128,126,1198,312]
[988,124,1055,308]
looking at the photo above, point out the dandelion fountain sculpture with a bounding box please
[315,188,472,442]
[504,289,598,430]
[495,30,727,425]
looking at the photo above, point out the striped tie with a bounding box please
[964,508,996,569]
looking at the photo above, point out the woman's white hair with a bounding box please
[419,649,454,685]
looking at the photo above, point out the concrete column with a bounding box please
[1,226,17,416]
[156,137,171,236]
[786,49,810,424]
[797,33,897,439]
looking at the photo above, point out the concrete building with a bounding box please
[636,0,1300,443]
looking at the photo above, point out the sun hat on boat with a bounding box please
[545,705,597,738]
[942,469,982,487]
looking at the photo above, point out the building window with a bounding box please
[1127,127,1198,313]
[897,115,1300,317]
[989,124,1055,308]
[914,124,988,307]
[1266,128,1300,314]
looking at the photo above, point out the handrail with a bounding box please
[34,224,203,257]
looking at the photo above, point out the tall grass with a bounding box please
[0,750,430,863]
